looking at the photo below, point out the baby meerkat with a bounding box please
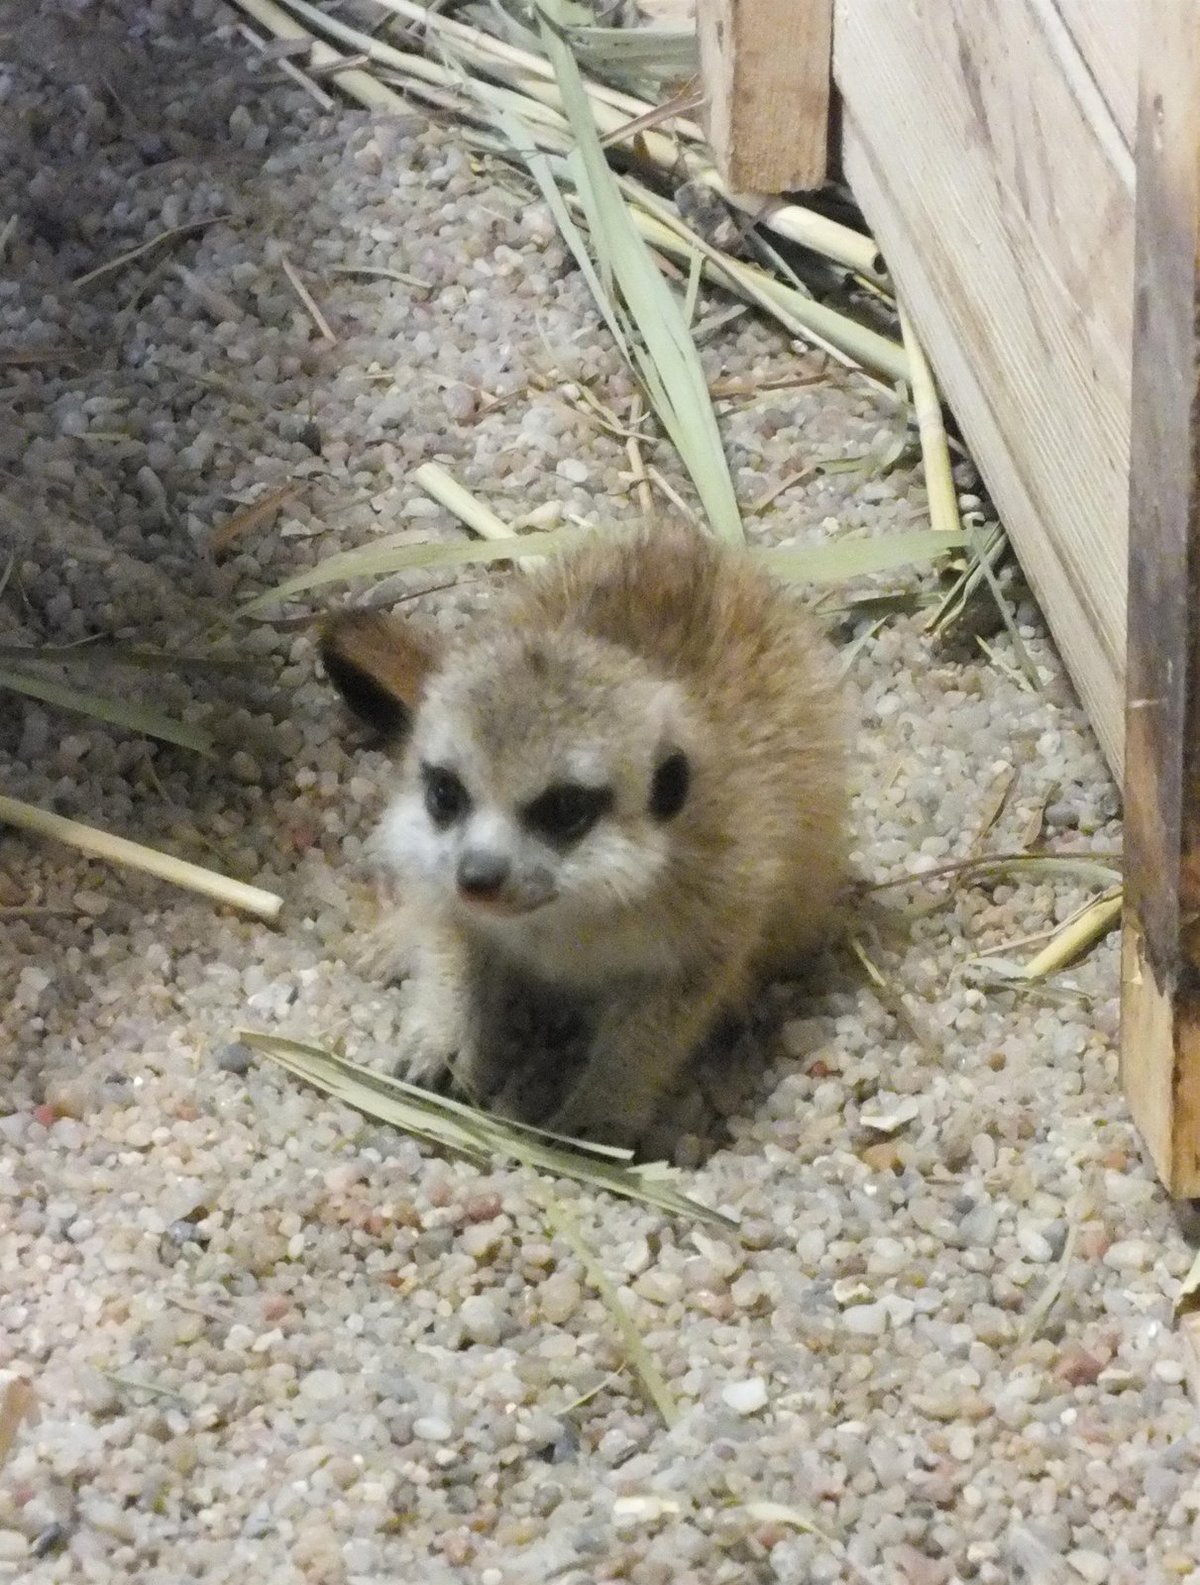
[320,521,849,1146]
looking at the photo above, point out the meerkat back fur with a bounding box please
[321,522,849,1146]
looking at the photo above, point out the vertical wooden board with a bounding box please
[1048,0,1137,149]
[834,0,1134,774]
[697,0,833,194]
[1121,0,1200,1194]
[842,118,1124,769]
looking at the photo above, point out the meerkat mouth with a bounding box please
[458,891,555,920]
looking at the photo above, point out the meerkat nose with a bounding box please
[456,849,510,901]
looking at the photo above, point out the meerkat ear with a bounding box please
[319,609,439,739]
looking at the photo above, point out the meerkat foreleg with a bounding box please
[547,954,748,1147]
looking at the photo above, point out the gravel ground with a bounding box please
[2,3,1199,1582]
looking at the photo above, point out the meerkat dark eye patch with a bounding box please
[421,763,471,828]
[523,782,613,845]
[649,749,689,820]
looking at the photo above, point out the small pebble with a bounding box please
[459,1294,504,1346]
[540,1275,581,1325]
[299,1369,343,1403]
[413,1416,453,1442]
[634,1270,683,1306]
[0,1532,28,1563]
[1068,1551,1110,1584]
[721,1377,768,1415]
[843,1302,889,1337]
[216,1041,253,1075]
[1105,1240,1152,1272]
[1016,1225,1054,1264]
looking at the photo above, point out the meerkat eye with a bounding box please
[421,764,470,828]
[523,782,613,845]
[649,749,690,820]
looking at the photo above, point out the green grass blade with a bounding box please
[565,22,697,77]
[465,81,637,366]
[239,526,579,614]
[533,0,745,542]
[0,665,214,755]
[244,521,965,616]
[760,528,967,584]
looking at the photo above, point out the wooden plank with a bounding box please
[697,0,833,194]
[834,0,1134,775]
[1051,0,1137,149]
[1121,0,1200,1195]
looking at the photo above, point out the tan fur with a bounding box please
[322,522,849,1146]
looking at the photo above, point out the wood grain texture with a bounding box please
[697,0,832,193]
[1050,0,1137,148]
[1121,0,1200,1194]
[835,0,1134,775]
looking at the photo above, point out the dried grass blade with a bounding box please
[736,1503,875,1585]
[961,515,1041,690]
[211,482,304,557]
[533,1184,679,1427]
[412,462,514,541]
[625,392,654,519]
[608,177,907,382]
[849,935,939,1056]
[327,263,432,289]
[1018,886,1123,980]
[0,345,81,368]
[467,89,635,371]
[597,86,705,150]
[267,517,971,592]
[0,1376,36,1472]
[374,0,687,130]
[242,1029,733,1224]
[898,305,960,537]
[748,466,814,514]
[1175,1254,1200,1407]
[279,250,338,343]
[171,262,243,322]
[71,216,233,290]
[237,20,337,108]
[0,642,253,674]
[0,665,215,755]
[226,0,409,110]
[0,795,283,921]
[690,170,884,281]
[863,851,1122,895]
[1017,1218,1079,1351]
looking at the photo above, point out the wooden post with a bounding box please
[696,0,833,194]
[1121,0,1200,1195]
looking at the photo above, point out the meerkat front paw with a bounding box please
[547,1064,662,1149]
[393,1009,462,1089]
[393,967,475,1091]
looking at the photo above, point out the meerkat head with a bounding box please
[321,608,696,934]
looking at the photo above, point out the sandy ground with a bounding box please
[1,3,1198,1583]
